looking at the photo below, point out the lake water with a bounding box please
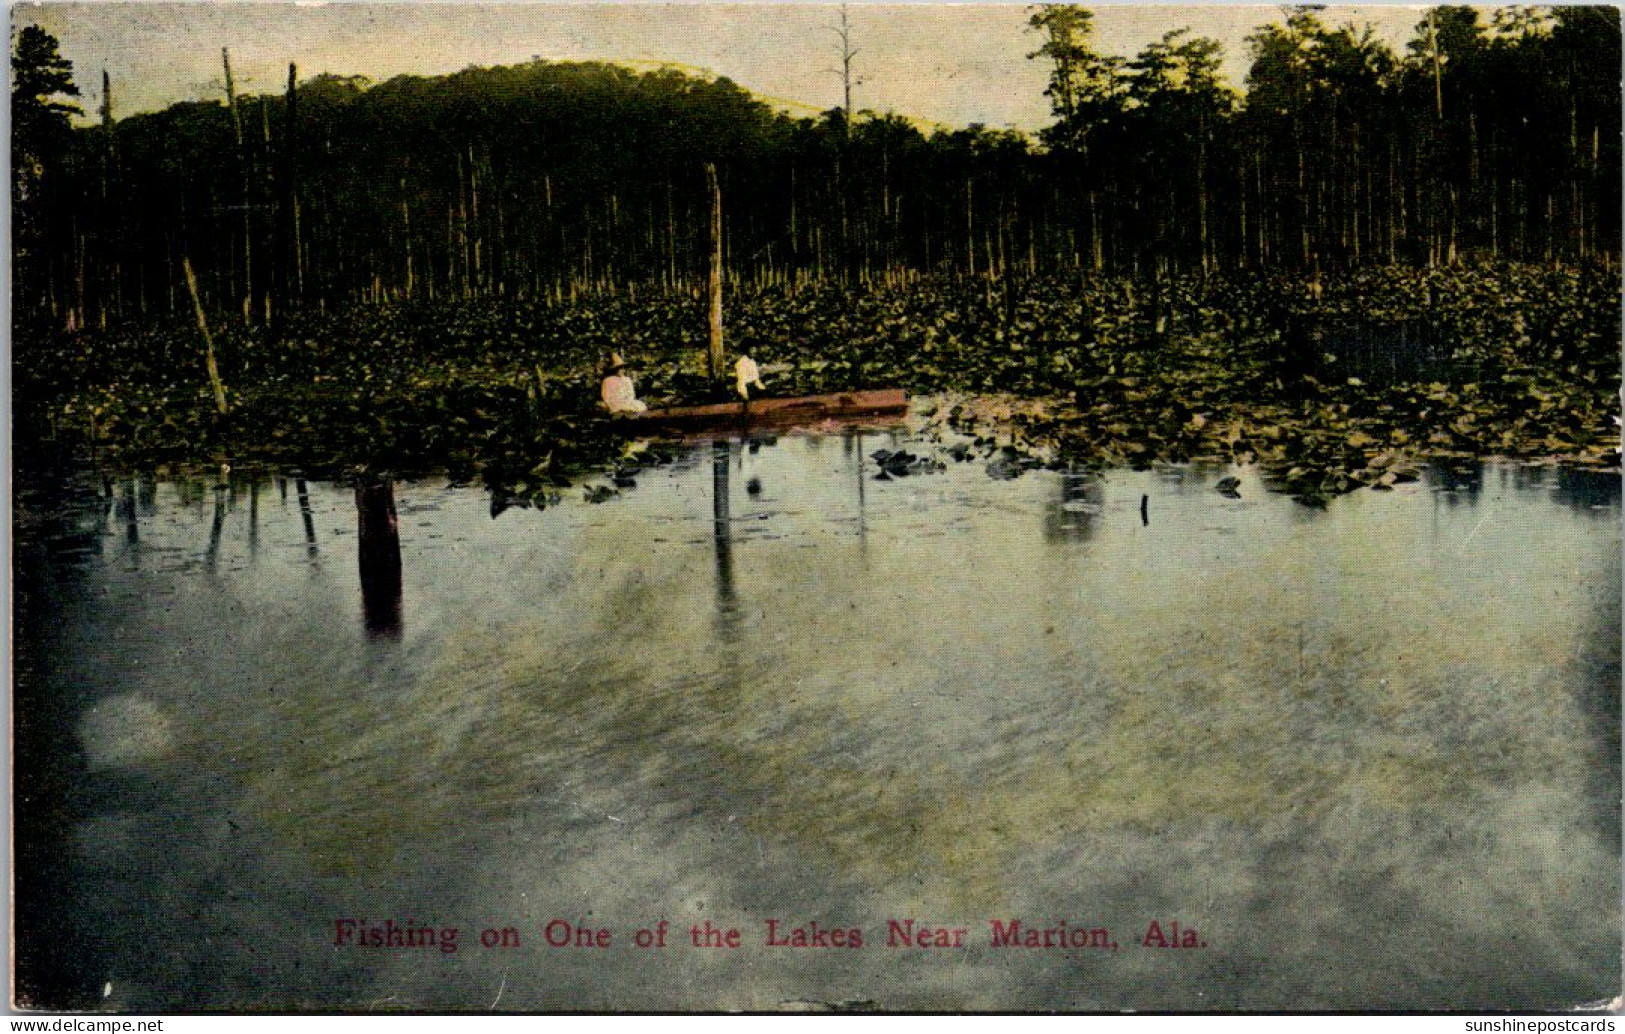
[13,428,1621,1011]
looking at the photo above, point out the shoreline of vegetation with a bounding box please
[14,263,1620,509]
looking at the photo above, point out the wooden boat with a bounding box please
[635,388,907,430]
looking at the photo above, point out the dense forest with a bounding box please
[11,5,1621,331]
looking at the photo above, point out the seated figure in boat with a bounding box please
[601,353,647,415]
[735,354,766,400]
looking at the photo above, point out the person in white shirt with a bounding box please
[735,354,766,400]
[600,353,647,415]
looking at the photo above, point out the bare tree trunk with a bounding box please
[705,162,724,379]
[965,178,975,275]
[183,256,229,415]
[99,69,116,324]
[1197,130,1210,276]
[280,62,300,317]
[259,98,274,323]
[665,177,676,289]
[837,3,858,128]
[400,159,414,298]
[1428,9,1444,122]
[456,152,470,297]
[469,145,482,293]
[223,48,252,323]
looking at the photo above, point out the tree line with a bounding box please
[1028,5,1620,277]
[11,5,1620,334]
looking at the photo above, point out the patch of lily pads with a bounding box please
[13,261,1619,509]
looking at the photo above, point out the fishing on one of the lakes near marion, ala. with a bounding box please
[327,915,1205,953]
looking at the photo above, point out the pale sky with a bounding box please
[15,3,1442,133]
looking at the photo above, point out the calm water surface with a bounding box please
[14,429,1621,1011]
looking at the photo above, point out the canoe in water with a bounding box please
[635,388,907,429]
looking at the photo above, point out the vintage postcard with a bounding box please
[10,1,1621,1014]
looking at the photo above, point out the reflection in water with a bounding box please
[248,481,259,556]
[295,479,317,557]
[206,490,226,569]
[853,429,867,540]
[120,479,139,544]
[11,443,1621,1012]
[1433,461,1484,500]
[712,438,739,638]
[1430,461,1622,515]
[13,468,116,1009]
[1554,465,1620,511]
[1044,468,1103,542]
[355,480,403,639]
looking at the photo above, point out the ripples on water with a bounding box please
[12,431,1621,1011]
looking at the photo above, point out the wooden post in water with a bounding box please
[182,256,229,415]
[705,162,724,381]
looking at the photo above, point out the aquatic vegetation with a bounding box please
[13,262,1619,506]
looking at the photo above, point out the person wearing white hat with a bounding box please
[600,353,647,415]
